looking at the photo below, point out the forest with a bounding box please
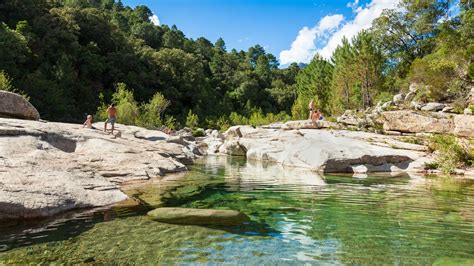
[0,0,472,130]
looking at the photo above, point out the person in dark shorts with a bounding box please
[104,104,117,134]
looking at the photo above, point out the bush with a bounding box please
[428,134,472,174]
[138,92,170,129]
[96,83,173,129]
[164,115,178,130]
[216,116,231,132]
[111,83,140,125]
[0,70,29,100]
[192,128,205,137]
[185,110,199,129]
[229,112,249,125]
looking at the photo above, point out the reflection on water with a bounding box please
[1,156,474,264]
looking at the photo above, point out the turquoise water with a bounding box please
[1,156,474,264]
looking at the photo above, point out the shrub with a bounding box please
[185,109,199,129]
[216,116,230,132]
[192,128,205,137]
[111,83,140,125]
[164,115,177,130]
[428,134,472,174]
[229,112,249,125]
[0,70,29,100]
[138,92,170,129]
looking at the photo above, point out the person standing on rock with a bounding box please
[308,100,314,120]
[104,104,117,134]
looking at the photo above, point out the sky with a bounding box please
[122,0,400,66]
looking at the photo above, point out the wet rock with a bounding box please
[0,91,40,120]
[147,207,250,226]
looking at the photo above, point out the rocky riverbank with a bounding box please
[198,123,432,174]
[0,117,201,220]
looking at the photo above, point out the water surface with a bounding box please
[1,156,473,264]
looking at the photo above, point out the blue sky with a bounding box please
[122,0,398,65]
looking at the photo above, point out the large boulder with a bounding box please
[147,207,250,226]
[0,91,40,120]
[382,110,452,134]
[235,128,426,173]
[381,110,474,137]
[453,115,474,137]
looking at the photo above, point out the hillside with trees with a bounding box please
[0,0,472,130]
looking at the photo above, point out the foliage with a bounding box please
[185,110,199,129]
[428,134,472,174]
[164,115,178,130]
[138,91,170,128]
[293,55,333,116]
[0,1,299,124]
[111,83,139,125]
[0,70,29,99]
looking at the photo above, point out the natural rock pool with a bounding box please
[1,156,474,264]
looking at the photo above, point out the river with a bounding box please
[1,156,473,264]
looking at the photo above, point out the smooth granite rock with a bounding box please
[147,207,250,226]
[0,91,40,120]
[0,118,196,220]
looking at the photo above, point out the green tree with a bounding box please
[293,55,334,118]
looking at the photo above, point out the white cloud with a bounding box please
[279,0,399,64]
[347,0,360,11]
[279,14,344,65]
[149,14,160,26]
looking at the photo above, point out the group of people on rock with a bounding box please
[82,100,323,134]
[82,104,174,135]
[83,104,117,133]
[308,100,323,124]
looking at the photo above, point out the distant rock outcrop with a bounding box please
[381,110,474,137]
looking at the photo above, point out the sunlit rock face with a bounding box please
[0,118,199,220]
[381,110,474,137]
[200,125,430,174]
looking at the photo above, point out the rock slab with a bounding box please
[147,207,250,226]
[382,110,474,137]
[0,118,197,220]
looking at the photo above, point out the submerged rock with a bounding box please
[147,207,250,226]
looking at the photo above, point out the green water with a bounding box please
[1,156,474,264]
